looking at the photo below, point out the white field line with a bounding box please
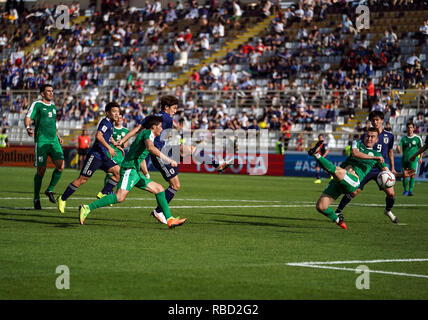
[286,258,428,279]
[0,197,428,208]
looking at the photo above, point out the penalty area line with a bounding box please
[286,258,428,279]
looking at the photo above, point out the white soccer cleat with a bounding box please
[384,210,398,224]
[151,210,167,224]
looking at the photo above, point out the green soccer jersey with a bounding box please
[26,100,58,143]
[400,135,423,162]
[341,140,387,180]
[120,129,154,170]
[110,126,130,152]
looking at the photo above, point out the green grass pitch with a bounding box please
[0,167,428,299]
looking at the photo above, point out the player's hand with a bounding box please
[403,168,416,178]
[116,145,125,156]
[375,156,384,163]
[108,147,117,158]
[58,137,63,145]
[170,160,178,167]
[390,168,398,175]
[26,127,34,137]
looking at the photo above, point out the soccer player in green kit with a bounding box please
[25,84,64,210]
[396,123,423,196]
[308,127,414,230]
[99,112,129,199]
[78,115,186,229]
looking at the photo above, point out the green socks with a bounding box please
[34,174,43,200]
[322,207,339,222]
[47,169,62,192]
[409,178,415,192]
[155,191,172,220]
[403,177,409,192]
[314,155,337,175]
[88,194,118,211]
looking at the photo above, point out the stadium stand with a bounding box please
[0,0,427,153]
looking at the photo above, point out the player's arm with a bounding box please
[351,143,384,163]
[381,166,415,179]
[96,131,117,158]
[388,146,396,173]
[118,124,142,145]
[409,143,428,162]
[140,159,150,179]
[57,130,63,145]
[145,138,177,167]
[24,116,34,136]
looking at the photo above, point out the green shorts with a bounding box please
[112,152,124,167]
[322,172,360,200]
[402,160,418,171]
[35,140,64,167]
[118,167,152,191]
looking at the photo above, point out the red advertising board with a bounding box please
[179,154,284,176]
[0,146,55,167]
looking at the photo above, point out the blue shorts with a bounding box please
[359,168,382,191]
[80,151,118,178]
[150,153,179,181]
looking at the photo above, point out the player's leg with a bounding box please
[383,185,398,223]
[407,160,418,196]
[402,160,410,195]
[191,145,233,173]
[33,143,50,209]
[98,161,120,197]
[316,189,347,230]
[57,153,99,213]
[144,180,186,228]
[45,141,65,203]
[150,154,180,224]
[314,162,322,183]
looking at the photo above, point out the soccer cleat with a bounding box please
[408,191,414,196]
[151,210,167,224]
[45,190,57,203]
[308,140,324,156]
[57,196,66,214]
[216,158,234,173]
[384,210,398,224]
[336,213,348,230]
[97,192,113,207]
[402,191,409,196]
[79,205,90,225]
[314,179,322,184]
[34,199,42,210]
[167,217,187,229]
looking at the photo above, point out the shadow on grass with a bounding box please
[200,211,327,223]
[211,218,332,231]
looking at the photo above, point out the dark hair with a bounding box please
[160,95,179,110]
[368,110,384,121]
[406,122,414,128]
[143,115,163,129]
[39,84,53,93]
[367,127,379,135]
[105,101,120,113]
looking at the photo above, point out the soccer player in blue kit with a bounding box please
[118,95,232,224]
[57,102,124,213]
[335,111,399,223]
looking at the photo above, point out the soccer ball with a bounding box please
[376,171,396,189]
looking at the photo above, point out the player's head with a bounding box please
[160,95,179,116]
[368,111,384,130]
[143,115,163,136]
[40,84,54,102]
[105,101,120,122]
[406,122,415,135]
[115,112,124,126]
[82,129,87,135]
[318,134,324,141]
[364,127,379,148]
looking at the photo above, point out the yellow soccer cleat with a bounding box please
[79,205,91,225]
[57,196,66,214]
[314,179,322,184]
[97,192,113,207]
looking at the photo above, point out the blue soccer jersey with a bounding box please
[361,129,394,164]
[140,112,173,150]
[91,117,114,159]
